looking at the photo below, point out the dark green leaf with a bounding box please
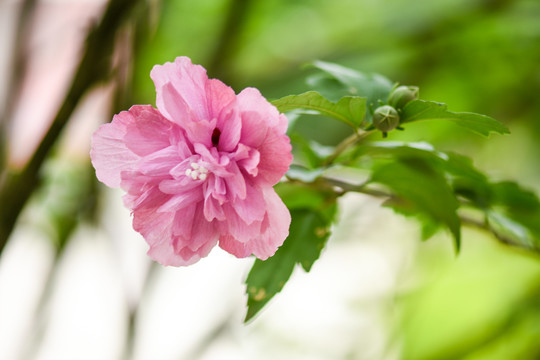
[272,91,366,128]
[369,158,461,250]
[401,100,509,136]
[491,181,540,212]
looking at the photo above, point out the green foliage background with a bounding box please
[120,0,540,358]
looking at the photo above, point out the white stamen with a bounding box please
[186,162,210,181]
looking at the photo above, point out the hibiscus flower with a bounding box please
[91,57,292,266]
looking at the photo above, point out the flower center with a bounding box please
[184,162,209,181]
[211,128,221,147]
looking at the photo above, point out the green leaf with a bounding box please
[288,133,334,169]
[401,100,509,136]
[487,211,536,250]
[245,207,336,322]
[353,142,540,251]
[492,181,540,212]
[272,91,366,128]
[369,158,461,250]
[488,181,540,250]
[274,181,329,210]
[309,60,394,106]
[352,142,492,207]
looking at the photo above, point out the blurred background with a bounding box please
[0,0,539,359]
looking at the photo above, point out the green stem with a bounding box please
[322,130,374,167]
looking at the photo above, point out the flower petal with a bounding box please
[233,144,260,177]
[90,110,140,188]
[133,207,184,266]
[151,56,209,122]
[219,203,263,244]
[138,146,184,177]
[121,171,168,210]
[205,79,241,152]
[218,234,251,258]
[236,88,292,185]
[231,180,265,225]
[218,187,290,259]
[172,203,219,256]
[203,180,227,221]
[237,87,287,145]
[256,127,293,185]
[243,187,291,259]
[123,105,176,156]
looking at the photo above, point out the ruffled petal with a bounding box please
[120,171,168,211]
[171,203,219,260]
[157,189,203,213]
[137,146,184,177]
[90,110,141,188]
[237,87,286,145]
[123,105,176,156]
[218,187,290,259]
[203,180,226,221]
[218,203,263,243]
[236,88,292,185]
[232,144,260,177]
[223,161,247,200]
[231,180,265,225]
[256,127,293,185]
[218,234,251,258]
[243,187,291,259]
[151,56,209,122]
[133,207,184,266]
[205,79,241,152]
[144,202,218,266]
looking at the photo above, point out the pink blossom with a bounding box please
[90,57,292,266]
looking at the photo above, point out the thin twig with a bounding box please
[322,130,374,167]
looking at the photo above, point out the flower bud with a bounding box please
[373,105,400,132]
[388,85,419,109]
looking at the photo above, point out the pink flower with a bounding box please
[90,57,292,266]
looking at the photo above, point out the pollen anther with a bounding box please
[186,162,210,181]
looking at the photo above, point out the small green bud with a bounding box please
[388,85,419,109]
[373,105,400,132]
